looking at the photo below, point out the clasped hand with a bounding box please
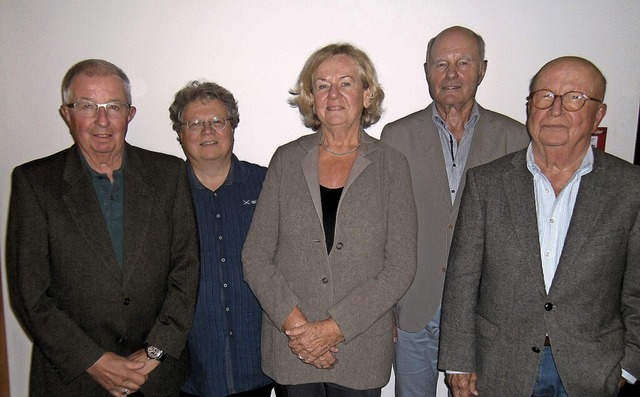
[87,349,161,396]
[285,318,344,370]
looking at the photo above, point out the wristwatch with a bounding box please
[144,343,166,362]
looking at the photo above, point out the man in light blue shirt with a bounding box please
[439,56,640,396]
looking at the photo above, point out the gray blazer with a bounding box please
[6,144,200,397]
[380,103,529,331]
[242,131,417,389]
[439,148,640,396]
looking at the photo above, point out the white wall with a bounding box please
[1,1,639,396]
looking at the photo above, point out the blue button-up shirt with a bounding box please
[433,103,479,204]
[182,156,271,397]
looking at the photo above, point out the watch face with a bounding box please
[146,345,164,360]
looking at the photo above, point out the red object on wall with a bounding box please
[591,127,607,151]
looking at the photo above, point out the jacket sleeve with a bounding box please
[242,148,301,329]
[6,166,104,382]
[143,162,200,358]
[438,168,485,373]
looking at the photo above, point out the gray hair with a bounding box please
[169,80,240,134]
[61,59,131,104]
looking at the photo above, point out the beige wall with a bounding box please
[2,1,639,396]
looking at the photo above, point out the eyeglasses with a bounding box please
[527,90,603,112]
[181,117,230,133]
[65,101,132,118]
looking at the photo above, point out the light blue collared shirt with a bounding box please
[433,103,479,204]
[526,145,593,293]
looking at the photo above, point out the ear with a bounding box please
[59,105,72,128]
[363,87,372,109]
[127,105,137,122]
[592,103,607,131]
[477,60,488,86]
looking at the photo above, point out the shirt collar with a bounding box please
[187,155,242,190]
[431,101,480,131]
[526,144,594,178]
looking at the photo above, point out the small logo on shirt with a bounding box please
[243,199,258,206]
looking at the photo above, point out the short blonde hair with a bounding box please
[289,43,384,131]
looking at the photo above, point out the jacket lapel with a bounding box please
[421,105,453,210]
[121,145,155,283]
[502,150,547,296]
[62,147,123,280]
[550,151,612,294]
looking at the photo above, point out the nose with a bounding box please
[96,106,110,126]
[549,95,564,116]
[202,121,216,133]
[445,64,458,79]
[328,84,339,98]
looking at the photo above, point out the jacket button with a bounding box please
[322,277,329,284]
[123,298,131,306]
[117,337,126,344]
[531,346,540,353]
[544,303,553,311]
[336,242,344,250]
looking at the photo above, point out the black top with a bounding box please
[320,185,343,254]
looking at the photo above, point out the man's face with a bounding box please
[527,59,606,154]
[179,99,234,165]
[425,28,487,110]
[60,74,135,161]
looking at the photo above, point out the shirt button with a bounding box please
[223,283,228,288]
[225,307,230,312]
[216,214,221,218]
[544,303,553,311]
[544,251,550,258]
[218,236,223,240]
[336,242,344,250]
[322,277,329,284]
[221,258,226,263]
[550,219,555,224]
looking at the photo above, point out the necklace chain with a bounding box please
[320,135,361,156]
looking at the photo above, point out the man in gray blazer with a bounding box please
[439,56,640,396]
[6,59,199,397]
[380,26,529,397]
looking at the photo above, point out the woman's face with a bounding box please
[311,54,371,132]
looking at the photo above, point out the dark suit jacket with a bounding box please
[6,144,200,397]
[439,148,640,396]
[381,103,529,331]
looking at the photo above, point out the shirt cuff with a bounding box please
[622,369,637,384]
[445,370,471,374]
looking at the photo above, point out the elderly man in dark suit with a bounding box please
[439,56,640,396]
[380,26,529,397]
[6,59,199,397]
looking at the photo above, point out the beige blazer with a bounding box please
[242,131,417,389]
[381,103,530,331]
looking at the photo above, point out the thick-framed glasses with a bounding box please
[527,90,603,112]
[66,101,132,118]
[181,117,230,133]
